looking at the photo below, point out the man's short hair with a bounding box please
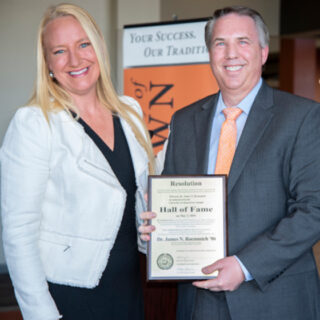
[205,6,270,50]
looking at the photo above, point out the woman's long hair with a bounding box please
[28,3,155,173]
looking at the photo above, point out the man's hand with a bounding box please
[138,211,156,241]
[193,256,245,291]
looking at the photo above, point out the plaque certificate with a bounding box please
[147,175,227,281]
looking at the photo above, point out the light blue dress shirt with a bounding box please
[207,78,263,281]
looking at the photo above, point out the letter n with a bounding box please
[149,82,174,109]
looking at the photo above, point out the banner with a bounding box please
[123,20,218,153]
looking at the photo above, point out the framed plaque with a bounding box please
[147,175,227,281]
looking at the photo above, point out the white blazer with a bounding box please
[1,96,150,320]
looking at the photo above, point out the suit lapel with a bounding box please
[228,83,275,194]
[194,95,218,174]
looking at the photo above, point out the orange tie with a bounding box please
[215,107,242,175]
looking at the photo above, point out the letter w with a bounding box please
[149,115,169,147]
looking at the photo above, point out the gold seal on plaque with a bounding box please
[157,253,174,270]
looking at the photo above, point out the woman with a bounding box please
[1,3,155,320]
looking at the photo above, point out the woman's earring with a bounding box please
[49,71,54,78]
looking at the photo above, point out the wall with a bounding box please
[115,0,161,92]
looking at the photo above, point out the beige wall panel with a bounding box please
[116,0,161,92]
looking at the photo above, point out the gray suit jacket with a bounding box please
[163,82,320,320]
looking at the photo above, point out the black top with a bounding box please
[49,116,144,320]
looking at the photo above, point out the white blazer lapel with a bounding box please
[77,134,120,187]
[58,109,148,188]
[62,113,119,187]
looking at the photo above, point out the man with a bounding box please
[140,5,320,320]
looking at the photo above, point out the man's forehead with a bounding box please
[212,14,258,39]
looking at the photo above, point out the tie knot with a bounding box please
[223,107,242,121]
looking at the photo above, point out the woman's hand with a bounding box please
[138,211,156,241]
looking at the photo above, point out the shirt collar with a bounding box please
[216,78,263,115]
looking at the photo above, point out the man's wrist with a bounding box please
[234,255,253,281]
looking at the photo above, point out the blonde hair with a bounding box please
[28,3,155,173]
